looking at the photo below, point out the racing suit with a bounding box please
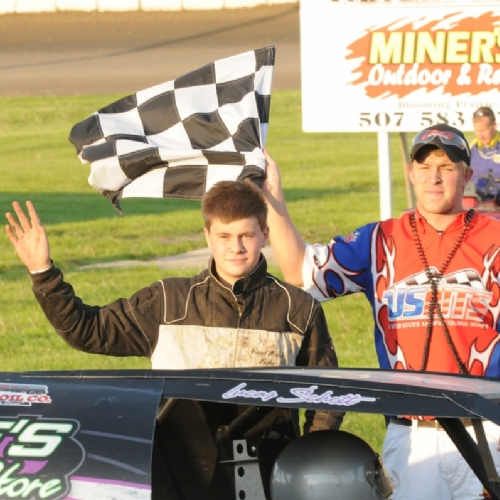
[302,209,500,500]
[470,132,500,184]
[468,133,500,204]
[31,255,343,433]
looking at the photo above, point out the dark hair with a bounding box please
[412,144,440,163]
[201,180,268,231]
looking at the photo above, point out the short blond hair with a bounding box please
[473,107,496,127]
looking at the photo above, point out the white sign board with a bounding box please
[301,0,500,133]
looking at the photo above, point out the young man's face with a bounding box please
[409,150,472,219]
[204,217,269,286]
[473,116,497,146]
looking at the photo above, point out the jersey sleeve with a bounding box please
[302,223,376,302]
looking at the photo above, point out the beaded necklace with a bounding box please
[409,209,474,373]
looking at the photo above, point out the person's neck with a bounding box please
[416,208,462,232]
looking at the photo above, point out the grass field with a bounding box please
[0,90,411,452]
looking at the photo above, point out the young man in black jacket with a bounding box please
[6,179,343,434]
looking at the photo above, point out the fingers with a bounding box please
[5,223,18,245]
[263,150,279,178]
[11,201,32,232]
[5,210,22,239]
[5,201,50,271]
[263,148,276,167]
[26,201,42,228]
[7,200,39,224]
[5,201,39,240]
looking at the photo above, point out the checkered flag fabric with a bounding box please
[69,46,275,213]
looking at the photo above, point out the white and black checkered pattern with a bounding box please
[403,268,484,290]
[69,46,275,213]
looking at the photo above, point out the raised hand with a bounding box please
[262,148,283,204]
[260,149,306,285]
[5,201,52,272]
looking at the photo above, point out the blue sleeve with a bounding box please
[302,223,377,302]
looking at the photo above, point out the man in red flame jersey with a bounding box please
[263,124,500,499]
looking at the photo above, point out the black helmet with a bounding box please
[270,430,393,500]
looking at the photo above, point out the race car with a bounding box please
[0,367,499,500]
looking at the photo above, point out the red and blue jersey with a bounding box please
[303,210,500,377]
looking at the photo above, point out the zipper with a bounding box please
[233,292,243,328]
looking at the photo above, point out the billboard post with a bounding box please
[378,131,393,221]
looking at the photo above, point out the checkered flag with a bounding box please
[69,46,275,213]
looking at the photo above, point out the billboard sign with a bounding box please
[301,0,500,132]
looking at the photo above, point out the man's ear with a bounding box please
[465,166,474,184]
[262,226,269,247]
[407,163,415,185]
[203,227,212,250]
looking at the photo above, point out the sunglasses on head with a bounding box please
[412,129,470,159]
[473,108,494,118]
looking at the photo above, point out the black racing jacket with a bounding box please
[31,255,344,432]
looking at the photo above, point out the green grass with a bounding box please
[0,90,411,452]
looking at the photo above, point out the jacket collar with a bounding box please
[208,254,268,298]
[470,131,500,150]
[407,208,476,235]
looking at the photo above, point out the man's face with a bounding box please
[473,116,497,146]
[204,217,269,286]
[409,150,472,219]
